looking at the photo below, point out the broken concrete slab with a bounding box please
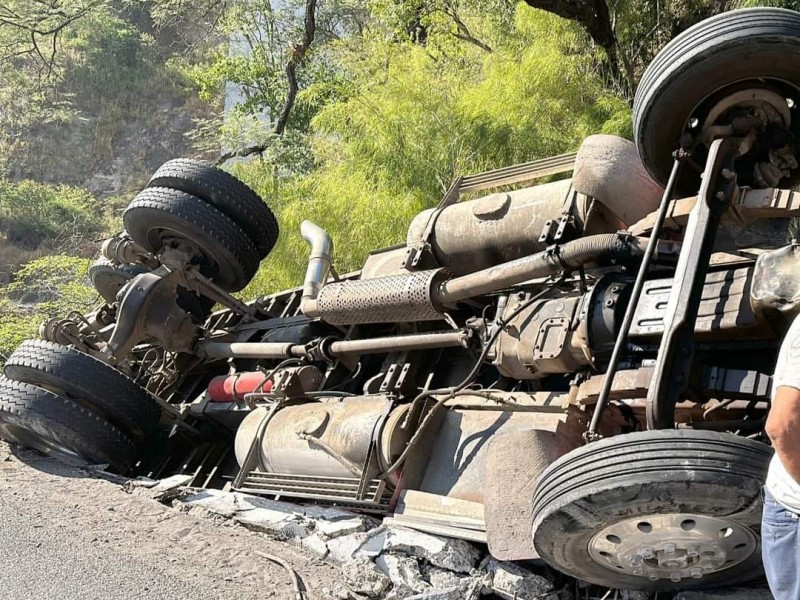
[343,556,391,597]
[333,582,361,600]
[376,553,429,594]
[149,474,193,494]
[175,489,241,517]
[176,489,312,539]
[121,476,158,491]
[173,488,372,542]
[424,565,473,591]
[316,514,370,539]
[298,532,329,558]
[327,532,370,562]
[399,587,461,600]
[359,525,480,573]
[481,558,553,600]
[233,509,310,540]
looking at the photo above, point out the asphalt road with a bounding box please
[0,498,208,600]
[0,442,338,600]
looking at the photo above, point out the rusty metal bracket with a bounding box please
[106,268,199,361]
[646,138,740,429]
[404,177,463,270]
[585,150,688,442]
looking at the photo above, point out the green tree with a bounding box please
[233,5,630,296]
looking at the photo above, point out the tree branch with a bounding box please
[522,0,620,86]
[446,7,492,52]
[523,0,615,50]
[273,0,317,136]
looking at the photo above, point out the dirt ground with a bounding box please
[0,441,341,600]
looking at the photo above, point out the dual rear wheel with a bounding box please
[123,159,279,292]
[0,340,161,471]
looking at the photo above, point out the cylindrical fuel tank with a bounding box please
[234,396,411,483]
[407,179,589,274]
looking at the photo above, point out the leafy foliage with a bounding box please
[0,179,103,250]
[0,255,96,362]
[235,5,631,296]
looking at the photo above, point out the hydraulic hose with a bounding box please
[438,233,647,304]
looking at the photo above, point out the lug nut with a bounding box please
[639,547,654,559]
[628,555,643,565]
[691,568,704,579]
[670,572,682,582]
[633,567,644,576]
[664,543,676,555]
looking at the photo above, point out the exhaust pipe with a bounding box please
[299,220,333,318]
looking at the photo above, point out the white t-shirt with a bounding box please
[765,315,800,513]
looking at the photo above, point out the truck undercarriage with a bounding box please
[2,7,800,592]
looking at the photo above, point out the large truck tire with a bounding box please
[634,7,800,195]
[123,187,260,292]
[531,430,771,590]
[0,377,137,470]
[4,340,161,441]
[148,158,279,258]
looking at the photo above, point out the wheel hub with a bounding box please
[588,514,757,583]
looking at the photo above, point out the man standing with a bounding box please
[764,314,800,599]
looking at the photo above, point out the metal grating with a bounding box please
[236,471,392,510]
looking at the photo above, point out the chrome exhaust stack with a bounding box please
[299,220,333,318]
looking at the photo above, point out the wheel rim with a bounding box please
[682,79,800,187]
[0,422,89,466]
[588,513,758,584]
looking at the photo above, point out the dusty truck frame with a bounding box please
[2,7,800,592]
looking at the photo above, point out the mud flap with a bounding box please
[483,429,563,561]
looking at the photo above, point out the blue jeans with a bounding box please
[763,487,800,599]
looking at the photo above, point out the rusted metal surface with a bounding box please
[646,138,738,429]
[406,179,585,274]
[416,407,572,504]
[630,186,800,237]
[483,429,564,561]
[314,269,449,325]
[629,266,773,340]
[458,152,577,193]
[493,293,589,380]
[199,330,470,360]
[751,242,800,322]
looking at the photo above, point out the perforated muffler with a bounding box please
[310,268,449,325]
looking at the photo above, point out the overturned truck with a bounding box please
[3,7,800,592]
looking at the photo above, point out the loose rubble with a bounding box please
[130,481,773,600]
